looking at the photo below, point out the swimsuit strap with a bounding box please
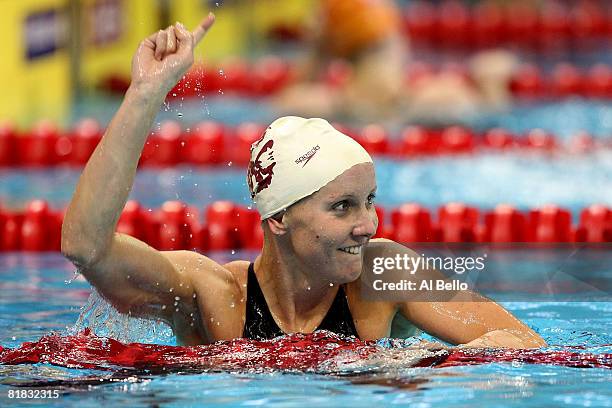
[243,262,358,340]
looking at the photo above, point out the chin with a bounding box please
[335,259,363,284]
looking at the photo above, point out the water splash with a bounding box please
[68,291,174,345]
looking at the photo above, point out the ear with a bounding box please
[266,214,288,235]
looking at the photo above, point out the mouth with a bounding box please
[338,245,363,255]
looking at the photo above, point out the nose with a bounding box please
[352,207,378,239]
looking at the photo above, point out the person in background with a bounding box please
[275,0,407,122]
[275,0,517,125]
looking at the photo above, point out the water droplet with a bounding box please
[329,283,334,287]
[161,305,167,310]
[175,308,180,312]
[169,288,174,293]
[174,296,180,301]
[64,270,80,284]
[227,161,233,166]
[230,302,235,308]
[307,286,311,291]
[193,293,197,298]
[231,250,236,255]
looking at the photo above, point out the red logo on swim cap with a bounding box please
[247,134,276,199]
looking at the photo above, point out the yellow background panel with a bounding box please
[0,0,70,126]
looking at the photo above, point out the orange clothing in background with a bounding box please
[319,0,401,58]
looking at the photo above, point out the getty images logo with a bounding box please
[295,145,320,167]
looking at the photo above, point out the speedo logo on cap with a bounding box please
[295,145,320,167]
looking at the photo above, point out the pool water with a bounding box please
[74,95,612,138]
[1,252,611,407]
[1,151,612,213]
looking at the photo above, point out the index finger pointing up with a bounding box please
[192,13,216,45]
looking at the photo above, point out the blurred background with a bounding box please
[1,0,610,129]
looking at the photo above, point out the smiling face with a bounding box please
[277,163,378,284]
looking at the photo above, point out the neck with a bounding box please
[254,231,339,333]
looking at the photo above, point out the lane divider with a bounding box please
[1,201,610,252]
[403,0,612,50]
[1,119,609,168]
[99,59,612,100]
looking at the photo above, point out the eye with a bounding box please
[332,200,349,212]
[367,193,376,206]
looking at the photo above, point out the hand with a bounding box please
[459,330,532,349]
[130,13,215,97]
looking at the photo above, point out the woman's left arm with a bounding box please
[399,298,546,349]
[373,240,546,348]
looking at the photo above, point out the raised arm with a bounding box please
[60,16,243,337]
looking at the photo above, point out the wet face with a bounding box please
[281,163,378,284]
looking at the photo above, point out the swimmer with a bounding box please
[274,0,407,122]
[275,0,518,125]
[61,15,546,348]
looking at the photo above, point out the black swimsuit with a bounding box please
[243,262,358,340]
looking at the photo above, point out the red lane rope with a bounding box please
[0,329,377,372]
[0,119,610,168]
[1,329,610,372]
[97,60,612,100]
[0,201,610,252]
[403,0,612,51]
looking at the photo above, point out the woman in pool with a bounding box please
[61,15,546,348]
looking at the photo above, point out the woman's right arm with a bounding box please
[60,16,235,324]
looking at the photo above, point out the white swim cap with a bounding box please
[247,116,373,219]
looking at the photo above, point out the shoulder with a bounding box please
[356,238,423,301]
[364,238,420,259]
[223,260,250,292]
[162,251,245,296]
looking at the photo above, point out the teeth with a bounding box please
[339,245,361,255]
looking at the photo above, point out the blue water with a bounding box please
[2,151,611,215]
[72,95,612,138]
[1,252,611,407]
